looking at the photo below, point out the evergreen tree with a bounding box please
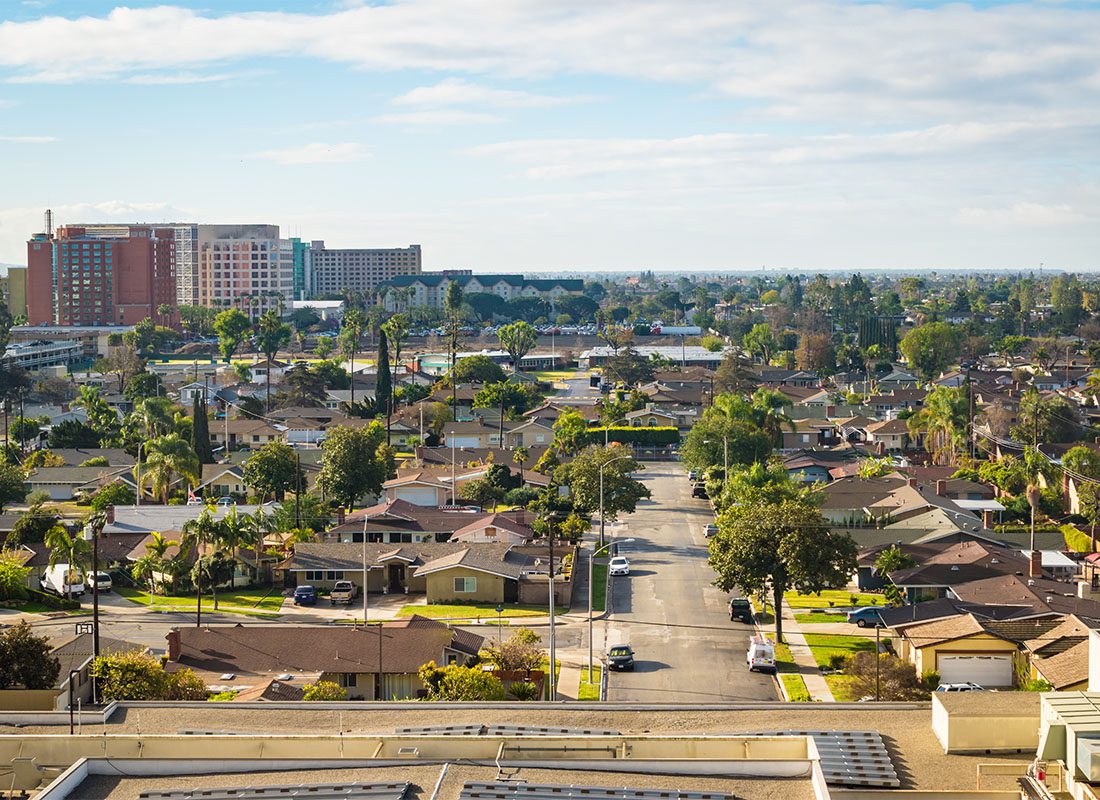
[191,393,215,465]
[375,327,391,418]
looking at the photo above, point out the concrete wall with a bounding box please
[518,574,571,606]
[932,694,1041,754]
[0,689,61,711]
[426,568,504,603]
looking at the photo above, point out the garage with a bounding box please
[449,436,481,448]
[937,654,1013,687]
[395,486,444,506]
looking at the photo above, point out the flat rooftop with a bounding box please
[65,764,816,800]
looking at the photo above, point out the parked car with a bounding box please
[688,470,699,481]
[728,597,753,623]
[703,523,719,538]
[293,585,318,606]
[88,572,113,593]
[41,564,85,598]
[937,682,984,692]
[692,484,708,499]
[329,580,357,605]
[608,556,630,576]
[846,607,884,628]
[215,496,236,506]
[607,645,636,671]
[746,636,776,673]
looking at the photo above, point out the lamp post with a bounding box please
[496,603,504,645]
[589,538,634,679]
[599,455,632,549]
[450,430,456,505]
[81,519,102,704]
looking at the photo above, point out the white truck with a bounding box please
[329,580,357,605]
[41,564,85,598]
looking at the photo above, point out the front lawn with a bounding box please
[765,634,798,674]
[579,664,602,701]
[794,611,849,624]
[802,633,877,669]
[781,674,811,702]
[825,674,861,701]
[116,586,285,615]
[533,370,583,382]
[784,590,883,609]
[395,602,548,620]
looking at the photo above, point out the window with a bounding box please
[337,673,357,688]
[454,576,477,593]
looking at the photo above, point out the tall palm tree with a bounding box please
[750,388,795,449]
[341,308,365,407]
[181,507,221,624]
[217,506,250,588]
[444,281,464,420]
[513,446,529,488]
[382,313,410,419]
[131,396,176,440]
[245,507,273,576]
[142,433,201,504]
[906,385,969,465]
[44,524,91,601]
[254,310,291,412]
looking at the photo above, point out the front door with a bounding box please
[388,564,404,593]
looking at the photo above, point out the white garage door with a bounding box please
[937,654,1012,687]
[397,486,442,506]
[450,436,481,448]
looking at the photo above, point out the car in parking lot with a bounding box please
[608,556,630,576]
[607,645,636,671]
[703,523,719,538]
[293,585,317,606]
[846,607,884,628]
[937,682,984,692]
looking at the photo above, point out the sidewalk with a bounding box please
[780,600,835,702]
[556,663,582,700]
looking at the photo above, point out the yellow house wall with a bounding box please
[912,634,1018,676]
[426,568,504,603]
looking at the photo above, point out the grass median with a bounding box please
[590,562,608,613]
[579,664,602,701]
[784,590,883,609]
[781,674,812,702]
[803,632,877,668]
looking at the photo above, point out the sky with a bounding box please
[0,1,1098,273]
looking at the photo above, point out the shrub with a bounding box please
[508,681,540,701]
[845,652,928,701]
[79,456,110,467]
[921,670,941,691]
[827,653,847,671]
[582,426,679,447]
[207,690,239,701]
[91,651,206,700]
[302,680,347,701]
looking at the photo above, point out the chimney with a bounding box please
[106,505,115,524]
[1030,550,1043,578]
[336,507,346,525]
[907,477,917,488]
[167,629,181,661]
[982,509,994,528]
[936,479,947,497]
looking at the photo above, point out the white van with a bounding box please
[746,636,776,673]
[41,564,85,598]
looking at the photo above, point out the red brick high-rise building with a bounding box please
[27,225,177,326]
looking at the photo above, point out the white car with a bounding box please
[937,682,984,692]
[88,572,113,593]
[608,556,630,576]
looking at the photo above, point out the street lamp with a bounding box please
[81,518,103,704]
[599,455,632,548]
[589,538,634,678]
[495,603,504,645]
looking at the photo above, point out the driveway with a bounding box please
[603,462,777,703]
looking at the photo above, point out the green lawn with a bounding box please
[0,600,63,614]
[590,562,608,613]
[579,664,602,701]
[396,602,548,620]
[784,590,883,609]
[802,633,877,669]
[116,586,285,615]
[781,674,812,702]
[765,634,798,674]
[825,674,861,702]
[794,611,849,624]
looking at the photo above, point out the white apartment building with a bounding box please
[307,241,421,297]
[197,224,294,318]
[378,273,583,311]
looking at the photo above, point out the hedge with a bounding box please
[1063,524,1097,554]
[583,426,680,446]
[26,588,82,611]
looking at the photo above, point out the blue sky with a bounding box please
[0,1,1098,272]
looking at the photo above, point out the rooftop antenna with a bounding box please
[45,208,53,237]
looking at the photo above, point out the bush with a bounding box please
[91,651,207,700]
[302,680,347,701]
[207,690,239,701]
[507,681,540,701]
[90,482,136,512]
[503,486,540,507]
[845,652,928,701]
[921,670,941,691]
[26,588,80,610]
[582,426,679,447]
[827,653,847,671]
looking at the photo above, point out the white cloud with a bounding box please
[123,71,250,85]
[0,135,56,142]
[956,203,1092,228]
[392,77,594,109]
[374,109,502,126]
[250,142,368,164]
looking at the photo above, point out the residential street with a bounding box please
[603,462,778,703]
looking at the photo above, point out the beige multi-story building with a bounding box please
[197,224,293,318]
[307,241,421,297]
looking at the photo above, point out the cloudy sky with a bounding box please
[0,0,1098,271]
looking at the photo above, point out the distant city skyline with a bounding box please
[0,1,1097,271]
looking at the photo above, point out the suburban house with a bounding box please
[197,464,248,500]
[166,618,484,701]
[780,419,838,451]
[383,473,453,507]
[864,418,910,452]
[322,499,536,545]
[501,419,555,448]
[449,513,536,544]
[209,419,284,451]
[25,465,129,501]
[626,406,678,428]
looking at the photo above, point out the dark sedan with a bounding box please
[607,645,636,671]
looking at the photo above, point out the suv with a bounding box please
[88,572,113,593]
[293,585,317,606]
[329,580,357,605]
[728,597,753,623]
[692,483,708,499]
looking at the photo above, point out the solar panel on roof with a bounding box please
[140,782,409,800]
[749,731,900,789]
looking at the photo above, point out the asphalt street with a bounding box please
[603,462,778,703]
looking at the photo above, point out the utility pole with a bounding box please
[295,449,302,530]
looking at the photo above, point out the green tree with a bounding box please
[555,445,650,520]
[124,371,163,402]
[302,680,348,701]
[129,396,177,441]
[0,622,59,689]
[743,323,777,365]
[381,313,410,416]
[750,388,795,448]
[874,544,916,578]
[191,393,215,464]
[8,500,58,544]
[47,419,100,449]
[458,477,504,509]
[276,363,329,408]
[603,348,656,386]
[89,482,135,512]
[899,322,964,380]
[91,651,206,700]
[445,281,465,418]
[192,551,235,610]
[314,335,333,359]
[375,325,392,418]
[254,310,292,411]
[317,423,395,510]
[272,492,331,534]
[1064,447,1100,480]
[418,661,506,700]
[0,463,25,512]
[1078,482,1100,553]
[1013,388,1080,444]
[451,354,506,385]
[95,343,145,394]
[141,433,200,504]
[214,309,251,363]
[498,321,538,371]
[243,441,304,501]
[907,385,969,465]
[552,409,589,455]
[708,499,857,642]
[473,382,542,417]
[0,550,32,600]
[44,524,91,600]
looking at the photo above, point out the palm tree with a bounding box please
[444,281,464,420]
[130,396,176,440]
[513,446,529,488]
[131,553,160,593]
[44,524,91,601]
[217,506,249,588]
[142,433,200,504]
[245,507,273,577]
[254,310,292,412]
[181,507,221,623]
[382,313,410,417]
[340,308,365,407]
[906,385,969,465]
[750,388,795,449]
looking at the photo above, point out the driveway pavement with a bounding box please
[602,462,777,703]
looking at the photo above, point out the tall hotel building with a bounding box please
[197,224,294,318]
[27,225,177,326]
[307,242,421,297]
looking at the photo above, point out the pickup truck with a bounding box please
[329,580,357,605]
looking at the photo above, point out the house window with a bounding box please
[454,576,477,593]
[337,673,357,688]
[326,571,344,581]
[304,570,322,581]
